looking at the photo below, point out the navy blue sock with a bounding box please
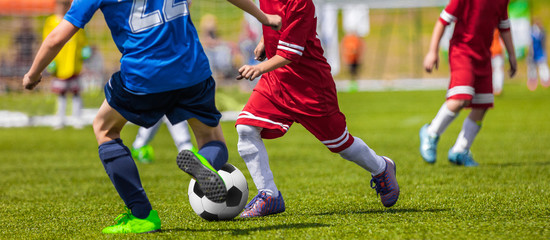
[98,138,152,219]
[198,141,228,170]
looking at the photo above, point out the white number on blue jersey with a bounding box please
[129,0,189,33]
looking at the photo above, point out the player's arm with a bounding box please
[254,36,266,61]
[425,0,461,73]
[237,55,291,81]
[424,21,446,73]
[23,20,79,90]
[499,30,517,77]
[226,0,281,31]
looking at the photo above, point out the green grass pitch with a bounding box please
[1,82,549,239]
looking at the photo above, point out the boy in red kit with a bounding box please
[420,0,517,166]
[235,0,399,218]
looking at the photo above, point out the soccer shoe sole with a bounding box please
[177,150,227,203]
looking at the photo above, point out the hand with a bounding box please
[22,73,42,90]
[264,14,282,31]
[423,51,439,73]
[508,58,517,77]
[237,64,262,81]
[254,41,266,61]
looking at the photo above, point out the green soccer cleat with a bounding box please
[131,145,155,163]
[102,208,161,234]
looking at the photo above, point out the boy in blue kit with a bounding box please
[23,0,281,234]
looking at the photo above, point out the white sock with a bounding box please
[236,124,279,197]
[56,95,67,126]
[538,63,550,83]
[72,95,82,118]
[427,103,458,136]
[451,117,481,153]
[132,120,162,149]
[166,119,194,151]
[339,137,386,176]
[492,56,504,93]
[528,62,538,80]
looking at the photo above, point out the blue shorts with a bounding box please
[104,71,221,128]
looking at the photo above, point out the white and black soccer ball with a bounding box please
[188,163,249,221]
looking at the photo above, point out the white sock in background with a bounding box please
[133,120,162,149]
[451,117,481,153]
[339,137,386,176]
[72,95,82,118]
[56,95,67,127]
[237,125,279,197]
[427,103,458,136]
[167,119,194,151]
[538,62,550,85]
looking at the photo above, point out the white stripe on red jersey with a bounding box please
[440,10,457,24]
[238,111,290,131]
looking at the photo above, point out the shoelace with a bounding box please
[244,191,268,210]
[370,174,388,195]
[114,208,133,224]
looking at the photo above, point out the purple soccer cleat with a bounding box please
[370,157,400,207]
[240,191,285,218]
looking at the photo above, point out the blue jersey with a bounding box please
[65,0,212,93]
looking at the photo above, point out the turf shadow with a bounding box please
[312,207,449,216]
[484,161,550,168]
[166,222,331,235]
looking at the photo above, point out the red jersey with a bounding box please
[440,0,510,62]
[255,0,338,117]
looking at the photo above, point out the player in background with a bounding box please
[527,18,550,91]
[43,0,90,129]
[490,29,505,96]
[341,31,364,92]
[420,0,517,166]
[22,0,281,234]
[235,0,399,218]
[131,118,195,164]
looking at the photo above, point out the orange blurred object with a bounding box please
[490,29,503,57]
[0,0,55,15]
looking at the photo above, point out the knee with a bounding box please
[236,125,261,155]
[446,99,470,112]
[236,124,261,138]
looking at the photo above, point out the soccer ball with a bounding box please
[188,163,249,221]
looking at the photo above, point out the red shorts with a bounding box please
[448,49,494,108]
[51,75,80,95]
[235,91,354,153]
